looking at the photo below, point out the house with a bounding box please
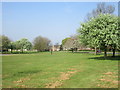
[49,45,60,51]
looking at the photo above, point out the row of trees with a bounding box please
[1,3,119,57]
[0,35,51,53]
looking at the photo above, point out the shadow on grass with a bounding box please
[89,56,120,61]
[74,51,90,53]
[3,70,42,80]
[13,70,41,77]
[68,51,90,54]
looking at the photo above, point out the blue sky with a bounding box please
[2,2,118,44]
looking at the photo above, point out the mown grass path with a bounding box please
[2,52,119,88]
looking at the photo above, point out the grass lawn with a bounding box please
[2,52,119,88]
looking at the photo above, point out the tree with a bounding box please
[78,14,119,57]
[59,44,63,51]
[62,37,70,46]
[62,35,84,52]
[117,17,120,50]
[86,2,115,21]
[62,37,74,51]
[85,3,115,54]
[15,38,32,53]
[0,35,11,52]
[20,38,32,50]
[15,40,22,51]
[9,42,16,53]
[33,36,51,52]
[70,35,82,50]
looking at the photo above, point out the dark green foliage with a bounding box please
[0,35,11,52]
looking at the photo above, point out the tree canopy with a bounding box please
[62,35,86,51]
[0,35,11,51]
[62,37,71,46]
[15,38,32,52]
[78,14,119,57]
[33,36,51,52]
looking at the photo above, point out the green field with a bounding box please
[2,52,119,88]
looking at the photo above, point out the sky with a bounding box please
[2,2,118,44]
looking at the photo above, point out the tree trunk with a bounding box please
[72,50,73,53]
[11,49,12,53]
[51,50,52,55]
[112,47,116,57]
[104,46,107,57]
[22,48,23,53]
[95,47,97,55]
[71,48,74,53]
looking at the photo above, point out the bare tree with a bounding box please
[33,36,51,52]
[85,2,115,21]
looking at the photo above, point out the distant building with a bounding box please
[49,45,60,51]
[53,45,60,51]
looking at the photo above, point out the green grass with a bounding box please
[2,52,119,88]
